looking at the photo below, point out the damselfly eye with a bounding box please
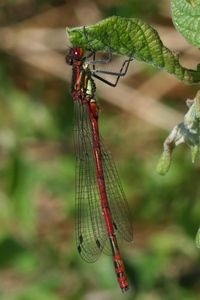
[65,47,85,65]
[73,47,85,59]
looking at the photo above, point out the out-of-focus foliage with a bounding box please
[104,0,160,19]
[0,1,200,300]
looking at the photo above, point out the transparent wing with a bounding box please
[74,100,133,263]
[102,145,133,242]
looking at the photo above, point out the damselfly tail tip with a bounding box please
[121,285,129,293]
[118,276,129,293]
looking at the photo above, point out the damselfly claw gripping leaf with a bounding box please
[67,15,200,84]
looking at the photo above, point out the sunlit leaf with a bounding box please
[67,16,200,84]
[171,0,200,47]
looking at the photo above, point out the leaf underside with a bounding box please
[157,89,200,175]
[67,16,200,84]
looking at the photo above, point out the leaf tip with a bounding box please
[156,151,171,175]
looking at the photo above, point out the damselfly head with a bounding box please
[65,47,85,65]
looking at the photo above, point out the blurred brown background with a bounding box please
[0,0,200,299]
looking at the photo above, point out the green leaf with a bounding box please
[67,16,200,84]
[171,0,200,47]
[186,0,197,6]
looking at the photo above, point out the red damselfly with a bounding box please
[66,47,133,292]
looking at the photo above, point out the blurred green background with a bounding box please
[0,0,200,299]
